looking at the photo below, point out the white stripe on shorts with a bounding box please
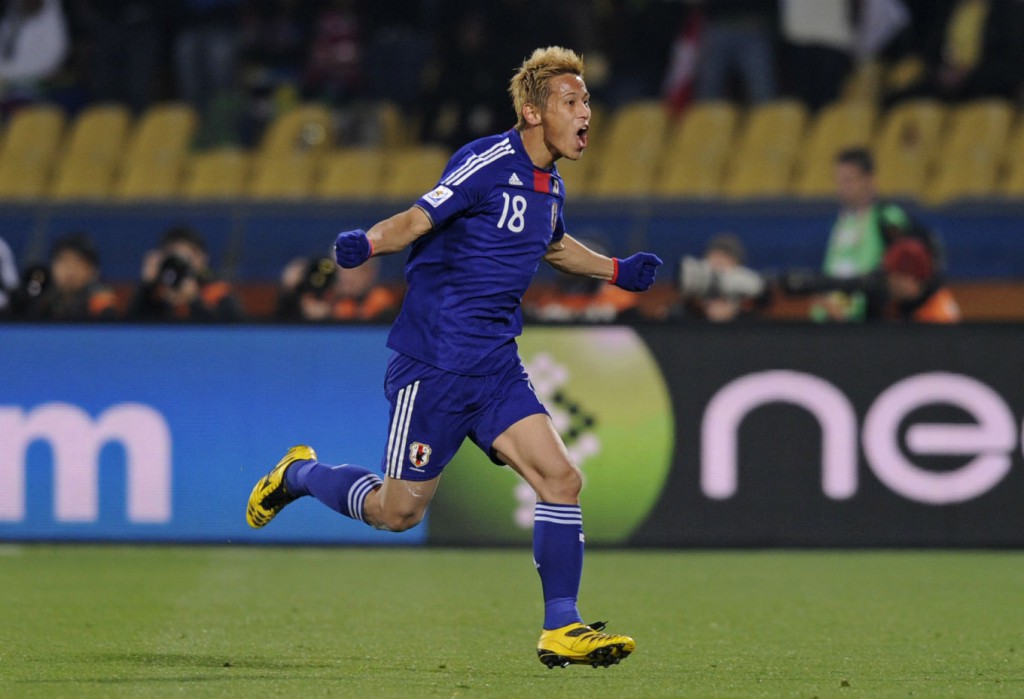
[386,380,420,479]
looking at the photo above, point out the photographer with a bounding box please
[881,238,960,323]
[676,233,767,322]
[15,232,118,321]
[276,254,400,322]
[127,225,244,321]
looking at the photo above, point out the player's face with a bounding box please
[541,74,591,162]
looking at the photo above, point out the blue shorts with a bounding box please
[380,352,548,481]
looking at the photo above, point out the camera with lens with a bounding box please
[680,254,895,298]
[775,268,886,297]
[296,257,338,298]
[678,255,768,301]
[8,263,51,317]
[156,253,195,290]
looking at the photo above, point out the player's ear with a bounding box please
[522,102,543,127]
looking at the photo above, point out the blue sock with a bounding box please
[533,502,585,630]
[285,460,381,523]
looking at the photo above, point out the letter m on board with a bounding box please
[0,402,172,523]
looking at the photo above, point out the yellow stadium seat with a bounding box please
[998,118,1024,198]
[792,101,877,198]
[258,103,335,163]
[373,101,408,149]
[249,151,317,200]
[873,99,946,200]
[655,101,739,198]
[182,147,250,200]
[722,99,808,198]
[380,146,450,200]
[840,60,883,104]
[0,104,66,199]
[590,101,668,197]
[316,148,388,199]
[50,104,132,200]
[926,99,1013,204]
[115,102,199,200]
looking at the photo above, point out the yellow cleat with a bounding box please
[246,445,317,528]
[537,621,636,669]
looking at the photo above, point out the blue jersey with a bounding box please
[387,128,566,376]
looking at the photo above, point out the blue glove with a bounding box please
[612,252,663,291]
[334,229,372,268]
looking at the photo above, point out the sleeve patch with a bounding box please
[422,185,454,208]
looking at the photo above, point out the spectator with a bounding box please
[239,0,311,87]
[24,232,118,320]
[276,254,400,322]
[128,225,244,321]
[599,0,683,107]
[419,9,507,148]
[780,0,856,111]
[811,147,899,322]
[856,0,911,64]
[173,0,242,117]
[694,0,778,105]
[303,0,363,106]
[236,0,315,145]
[71,0,166,112]
[0,0,69,111]
[885,0,1023,104]
[0,235,19,315]
[882,237,961,322]
[360,0,431,116]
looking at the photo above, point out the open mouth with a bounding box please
[576,124,589,149]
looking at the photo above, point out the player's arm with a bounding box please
[335,207,433,268]
[545,233,615,280]
[545,234,664,292]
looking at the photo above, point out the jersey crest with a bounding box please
[409,442,432,468]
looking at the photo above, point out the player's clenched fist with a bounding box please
[334,229,373,268]
[611,252,663,292]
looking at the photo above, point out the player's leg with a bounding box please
[361,474,440,531]
[247,352,463,530]
[474,361,634,668]
[491,413,585,627]
[491,414,635,668]
[246,445,383,528]
[246,447,441,531]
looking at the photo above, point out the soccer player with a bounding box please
[247,46,662,669]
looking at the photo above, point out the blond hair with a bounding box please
[508,46,585,130]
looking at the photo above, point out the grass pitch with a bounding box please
[1,546,1022,698]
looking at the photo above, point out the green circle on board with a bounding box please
[429,326,674,544]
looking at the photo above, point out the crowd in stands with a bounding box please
[3,1,1024,149]
[2,0,1011,325]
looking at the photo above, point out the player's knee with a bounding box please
[375,508,424,533]
[541,463,583,503]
